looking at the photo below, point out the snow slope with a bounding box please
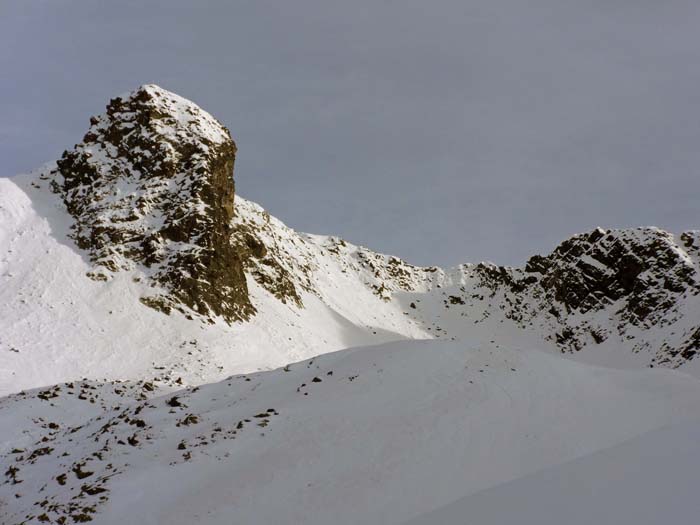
[0,172,433,397]
[3,339,700,524]
[404,420,700,525]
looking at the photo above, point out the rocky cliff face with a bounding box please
[51,85,254,323]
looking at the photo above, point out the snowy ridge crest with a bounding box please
[229,190,700,368]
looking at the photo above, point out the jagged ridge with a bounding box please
[9,85,700,373]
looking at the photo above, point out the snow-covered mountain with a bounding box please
[2,85,700,524]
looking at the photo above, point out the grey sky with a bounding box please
[2,0,699,267]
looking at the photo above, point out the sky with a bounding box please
[2,0,700,267]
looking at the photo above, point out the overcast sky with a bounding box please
[2,1,699,266]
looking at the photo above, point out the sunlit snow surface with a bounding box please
[3,340,700,524]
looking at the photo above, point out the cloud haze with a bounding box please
[2,0,699,266]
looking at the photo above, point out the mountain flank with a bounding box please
[0,84,698,397]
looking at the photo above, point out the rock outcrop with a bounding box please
[469,227,700,364]
[51,84,254,322]
[524,227,697,325]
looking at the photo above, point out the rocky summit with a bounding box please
[51,84,254,323]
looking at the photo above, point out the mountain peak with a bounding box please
[50,85,255,323]
[98,84,232,146]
